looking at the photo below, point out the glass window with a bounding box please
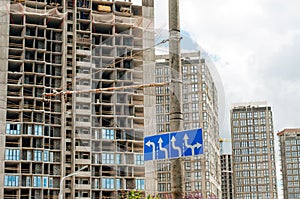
[191,84,198,92]
[194,161,201,170]
[233,120,239,127]
[185,162,191,170]
[253,112,258,118]
[6,123,21,135]
[246,112,252,118]
[165,105,170,113]
[4,175,19,187]
[240,112,246,118]
[34,150,43,161]
[191,75,198,82]
[195,181,201,190]
[260,111,266,118]
[136,179,145,190]
[102,178,114,189]
[102,129,114,140]
[135,154,144,165]
[233,113,238,119]
[5,149,20,160]
[247,119,253,125]
[155,86,163,94]
[192,112,199,120]
[116,179,121,189]
[102,153,114,164]
[156,96,164,104]
[43,177,48,188]
[156,77,163,83]
[194,172,201,180]
[33,176,42,187]
[182,66,188,74]
[155,68,163,76]
[247,126,253,132]
[115,154,121,164]
[44,150,49,162]
[191,65,197,73]
[164,67,169,75]
[192,122,200,128]
[185,182,191,191]
[191,94,198,101]
[192,103,198,111]
[240,120,247,126]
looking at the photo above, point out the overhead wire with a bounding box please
[69,30,170,88]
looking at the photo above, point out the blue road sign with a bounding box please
[144,128,203,161]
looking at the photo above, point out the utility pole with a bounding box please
[169,0,183,198]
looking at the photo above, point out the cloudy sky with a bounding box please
[154,0,300,134]
[152,0,300,197]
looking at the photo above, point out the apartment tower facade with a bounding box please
[0,0,155,198]
[153,52,221,199]
[278,128,300,199]
[231,103,278,199]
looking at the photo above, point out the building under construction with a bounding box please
[149,52,221,199]
[221,154,233,199]
[0,0,155,198]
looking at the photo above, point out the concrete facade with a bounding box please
[221,154,234,199]
[153,52,221,199]
[278,128,300,199]
[231,103,278,199]
[0,0,154,198]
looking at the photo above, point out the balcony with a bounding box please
[77,49,91,56]
[75,158,91,164]
[75,146,91,152]
[75,184,91,189]
[75,171,91,178]
[75,109,91,115]
[75,121,91,127]
[77,61,91,67]
[75,133,91,140]
[75,197,91,199]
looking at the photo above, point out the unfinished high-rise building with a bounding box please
[0,0,155,198]
[221,154,234,199]
[151,52,221,199]
[278,128,300,199]
[231,103,278,199]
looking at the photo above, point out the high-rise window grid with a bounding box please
[155,53,221,197]
[2,1,152,198]
[231,105,277,199]
[278,129,300,199]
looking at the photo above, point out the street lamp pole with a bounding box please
[169,0,183,198]
[59,165,88,199]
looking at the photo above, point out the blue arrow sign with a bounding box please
[144,128,203,161]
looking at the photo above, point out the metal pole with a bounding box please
[169,0,183,198]
[59,166,88,199]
